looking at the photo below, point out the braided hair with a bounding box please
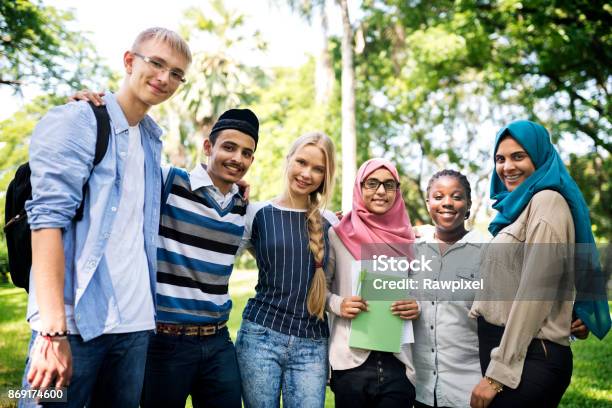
[284,132,336,320]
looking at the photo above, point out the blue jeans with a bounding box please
[19,330,151,408]
[235,319,328,408]
[140,327,241,408]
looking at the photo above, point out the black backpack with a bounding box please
[3,102,110,291]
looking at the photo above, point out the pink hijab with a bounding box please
[334,158,415,259]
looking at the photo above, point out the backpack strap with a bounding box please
[73,102,111,221]
[90,102,111,165]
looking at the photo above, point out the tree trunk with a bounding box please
[315,4,334,105]
[338,0,357,212]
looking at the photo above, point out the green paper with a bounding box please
[349,300,403,353]
[349,270,404,353]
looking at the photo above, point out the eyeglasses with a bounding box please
[133,52,186,84]
[361,178,400,192]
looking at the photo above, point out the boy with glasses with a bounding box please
[21,27,191,407]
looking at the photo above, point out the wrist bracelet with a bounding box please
[485,376,504,393]
[40,330,69,338]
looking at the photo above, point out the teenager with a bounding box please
[469,120,610,407]
[68,90,260,407]
[326,158,418,408]
[236,132,337,408]
[22,28,191,407]
[140,109,258,408]
[412,170,487,408]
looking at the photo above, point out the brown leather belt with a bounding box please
[156,321,227,337]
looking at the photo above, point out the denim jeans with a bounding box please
[19,330,151,408]
[330,351,415,408]
[235,319,328,408]
[140,327,241,408]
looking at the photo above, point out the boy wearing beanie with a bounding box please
[140,109,259,408]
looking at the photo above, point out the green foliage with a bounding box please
[0,0,111,92]
[568,152,611,241]
[351,0,611,233]
[0,237,8,284]
[154,1,268,170]
[246,60,342,209]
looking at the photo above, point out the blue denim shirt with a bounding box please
[25,93,163,341]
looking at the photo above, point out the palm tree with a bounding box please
[158,0,266,168]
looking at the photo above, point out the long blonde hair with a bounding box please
[284,132,336,320]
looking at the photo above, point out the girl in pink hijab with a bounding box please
[326,158,418,408]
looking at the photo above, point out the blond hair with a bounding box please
[284,132,336,320]
[132,27,192,65]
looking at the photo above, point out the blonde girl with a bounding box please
[236,132,337,408]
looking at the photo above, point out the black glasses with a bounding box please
[133,52,186,84]
[361,178,400,191]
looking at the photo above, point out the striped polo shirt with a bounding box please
[242,201,338,339]
[156,166,246,324]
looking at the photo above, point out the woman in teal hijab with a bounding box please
[489,120,610,340]
[470,120,610,408]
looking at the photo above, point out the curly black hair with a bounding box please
[426,169,472,219]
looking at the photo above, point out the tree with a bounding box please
[337,0,358,212]
[246,59,342,207]
[281,0,335,104]
[281,0,357,211]
[352,0,610,235]
[154,1,267,169]
[0,0,110,92]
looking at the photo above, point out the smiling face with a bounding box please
[495,136,536,192]
[286,144,327,199]
[427,176,470,232]
[361,168,398,215]
[204,129,255,193]
[124,38,189,107]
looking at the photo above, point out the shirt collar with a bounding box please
[189,164,240,196]
[103,92,163,140]
[417,225,489,247]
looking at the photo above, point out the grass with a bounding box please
[1,275,610,407]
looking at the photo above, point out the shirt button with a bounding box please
[111,207,117,212]
[430,325,434,330]
[87,261,95,268]
[431,348,435,353]
[433,371,436,375]
[431,301,435,305]
[119,151,126,157]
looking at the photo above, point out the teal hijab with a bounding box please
[489,120,610,340]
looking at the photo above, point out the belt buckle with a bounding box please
[185,326,199,336]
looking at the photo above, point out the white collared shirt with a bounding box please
[162,164,239,209]
[412,226,490,408]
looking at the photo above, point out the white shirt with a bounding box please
[412,226,489,408]
[104,125,154,333]
[162,164,240,209]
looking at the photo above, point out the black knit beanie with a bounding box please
[210,108,259,148]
